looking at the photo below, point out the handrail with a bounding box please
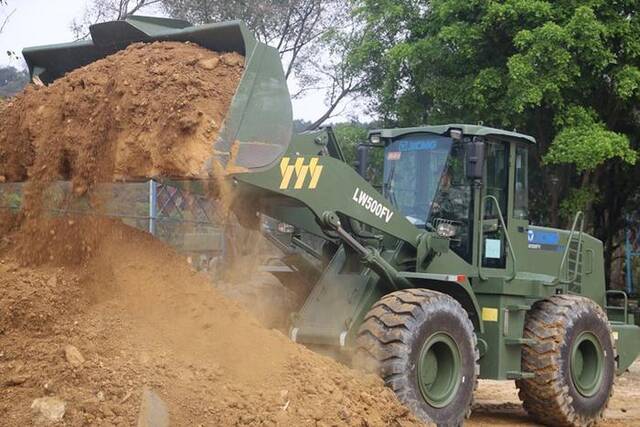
[558,211,584,284]
[478,195,517,281]
[605,289,628,323]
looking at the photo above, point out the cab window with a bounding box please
[482,141,509,268]
[514,146,528,219]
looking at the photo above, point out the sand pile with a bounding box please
[0,221,421,426]
[0,41,243,189]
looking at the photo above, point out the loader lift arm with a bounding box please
[232,130,428,291]
[233,132,420,248]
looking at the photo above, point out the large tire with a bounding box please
[517,295,615,427]
[355,289,478,426]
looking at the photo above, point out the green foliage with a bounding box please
[332,122,369,165]
[354,0,640,282]
[354,0,640,134]
[544,107,636,171]
[615,65,640,100]
[508,23,579,111]
[333,122,384,184]
[353,0,640,172]
[559,186,599,223]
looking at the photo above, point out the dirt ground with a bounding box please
[0,220,421,426]
[2,225,638,426]
[468,362,640,426]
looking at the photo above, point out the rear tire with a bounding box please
[355,289,478,426]
[517,295,615,427]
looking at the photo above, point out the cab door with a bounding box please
[481,141,510,270]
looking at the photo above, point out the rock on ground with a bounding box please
[31,397,66,423]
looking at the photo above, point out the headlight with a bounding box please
[436,222,458,238]
[277,222,295,233]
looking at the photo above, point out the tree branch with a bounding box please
[0,8,16,34]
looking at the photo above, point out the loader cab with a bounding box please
[368,125,535,269]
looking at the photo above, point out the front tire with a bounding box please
[517,295,615,426]
[355,289,478,426]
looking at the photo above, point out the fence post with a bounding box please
[149,180,157,236]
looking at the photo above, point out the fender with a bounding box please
[397,272,484,334]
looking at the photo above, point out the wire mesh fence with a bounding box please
[0,180,225,269]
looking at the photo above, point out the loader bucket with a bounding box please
[21,16,292,172]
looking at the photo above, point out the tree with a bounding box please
[0,7,14,34]
[0,66,29,98]
[333,122,369,165]
[301,22,368,130]
[160,0,366,129]
[73,0,365,127]
[71,0,162,38]
[1,0,16,42]
[160,1,328,80]
[1,1,19,61]
[354,0,640,286]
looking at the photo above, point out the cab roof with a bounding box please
[369,124,536,145]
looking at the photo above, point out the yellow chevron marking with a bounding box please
[309,165,323,189]
[279,157,295,189]
[279,157,323,190]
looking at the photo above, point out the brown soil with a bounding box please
[0,41,420,426]
[0,220,421,426]
[0,41,242,187]
[1,41,243,266]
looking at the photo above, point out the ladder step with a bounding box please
[504,337,536,346]
[506,371,536,380]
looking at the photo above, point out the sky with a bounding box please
[0,0,352,123]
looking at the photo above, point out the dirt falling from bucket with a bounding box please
[0,41,244,184]
[0,41,243,265]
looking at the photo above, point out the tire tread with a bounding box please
[355,289,479,426]
[516,294,615,427]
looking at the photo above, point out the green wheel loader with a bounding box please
[18,16,640,427]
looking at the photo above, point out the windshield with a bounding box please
[383,134,453,227]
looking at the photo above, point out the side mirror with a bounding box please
[466,137,485,180]
[356,144,370,179]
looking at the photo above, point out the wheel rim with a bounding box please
[570,331,604,397]
[417,332,461,408]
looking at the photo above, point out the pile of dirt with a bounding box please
[0,41,421,425]
[0,221,421,426]
[0,41,243,188]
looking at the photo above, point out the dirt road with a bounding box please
[468,362,640,426]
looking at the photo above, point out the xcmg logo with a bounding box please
[279,157,324,190]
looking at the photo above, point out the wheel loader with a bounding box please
[15,16,640,427]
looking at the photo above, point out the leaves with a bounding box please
[508,23,579,112]
[354,0,640,166]
[354,0,640,280]
[615,65,640,100]
[559,186,599,223]
[544,106,636,171]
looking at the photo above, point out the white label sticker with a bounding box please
[485,239,502,259]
